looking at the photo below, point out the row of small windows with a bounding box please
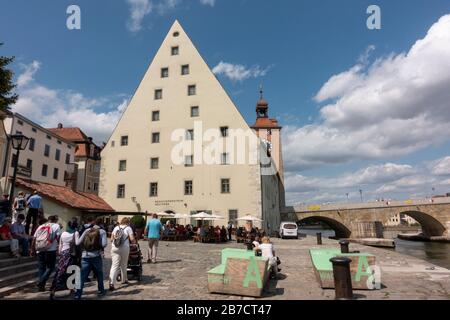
[118,153,230,171]
[24,137,71,163]
[151,106,199,123]
[16,121,69,147]
[116,179,231,198]
[161,64,190,78]
[118,127,229,147]
[154,85,196,100]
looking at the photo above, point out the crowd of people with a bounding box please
[0,193,283,299]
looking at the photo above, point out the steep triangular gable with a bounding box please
[107,20,253,146]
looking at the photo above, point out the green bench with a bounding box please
[309,248,379,290]
[208,248,271,297]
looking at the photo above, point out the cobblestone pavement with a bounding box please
[5,236,450,300]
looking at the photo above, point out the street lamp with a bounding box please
[8,134,30,216]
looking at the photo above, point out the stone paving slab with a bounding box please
[4,236,450,300]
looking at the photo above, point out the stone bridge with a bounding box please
[281,198,450,240]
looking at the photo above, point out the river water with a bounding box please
[298,228,450,270]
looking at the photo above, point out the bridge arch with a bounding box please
[388,210,447,237]
[297,216,352,239]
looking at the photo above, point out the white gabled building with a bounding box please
[99,21,284,234]
[1,113,77,192]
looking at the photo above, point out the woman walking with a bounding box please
[49,220,78,300]
[109,217,135,291]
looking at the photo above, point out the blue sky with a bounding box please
[1,0,450,204]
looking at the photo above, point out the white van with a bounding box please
[279,222,299,239]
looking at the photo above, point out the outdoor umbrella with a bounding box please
[156,212,176,218]
[236,215,263,222]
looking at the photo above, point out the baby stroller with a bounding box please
[117,243,143,282]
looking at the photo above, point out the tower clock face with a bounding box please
[262,139,272,151]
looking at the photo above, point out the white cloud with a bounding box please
[14,61,127,143]
[430,156,450,176]
[199,0,215,6]
[212,61,272,82]
[125,0,216,32]
[284,14,450,172]
[126,0,153,32]
[17,60,41,88]
[285,160,450,205]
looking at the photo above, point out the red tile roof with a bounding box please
[15,178,114,212]
[75,144,88,157]
[48,127,88,142]
[251,118,281,129]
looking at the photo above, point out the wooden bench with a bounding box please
[309,248,379,290]
[207,248,270,297]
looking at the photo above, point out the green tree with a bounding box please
[0,43,18,112]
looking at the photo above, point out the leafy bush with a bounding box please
[131,215,146,229]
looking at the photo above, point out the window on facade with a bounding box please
[65,153,71,165]
[181,64,190,75]
[42,164,48,177]
[16,131,22,135]
[57,140,62,145]
[161,67,169,78]
[150,183,158,197]
[29,138,35,151]
[151,158,159,169]
[229,209,238,222]
[44,144,50,157]
[31,128,37,133]
[185,180,193,195]
[185,129,194,141]
[171,46,179,55]
[119,160,127,172]
[185,155,194,167]
[53,168,59,180]
[93,183,98,191]
[26,159,32,169]
[17,120,23,125]
[221,153,230,165]
[121,136,128,146]
[55,149,61,161]
[220,126,229,137]
[173,31,180,37]
[154,89,163,100]
[188,85,196,96]
[46,135,52,140]
[117,185,125,198]
[111,141,115,147]
[191,106,199,117]
[88,182,91,190]
[152,132,160,144]
[221,179,230,194]
[152,111,160,122]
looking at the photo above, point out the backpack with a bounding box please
[35,223,55,252]
[16,197,26,211]
[113,226,126,248]
[83,228,102,252]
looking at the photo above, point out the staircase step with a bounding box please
[0,252,11,259]
[0,261,37,277]
[0,256,37,268]
[0,277,38,298]
[0,270,38,289]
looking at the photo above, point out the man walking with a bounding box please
[144,213,162,264]
[227,221,233,241]
[74,217,108,300]
[26,191,43,235]
[32,215,61,292]
[12,191,27,223]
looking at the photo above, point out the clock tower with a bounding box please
[251,87,284,183]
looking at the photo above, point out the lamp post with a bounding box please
[8,134,30,216]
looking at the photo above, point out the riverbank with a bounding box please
[4,236,450,300]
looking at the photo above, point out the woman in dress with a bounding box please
[50,220,79,300]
